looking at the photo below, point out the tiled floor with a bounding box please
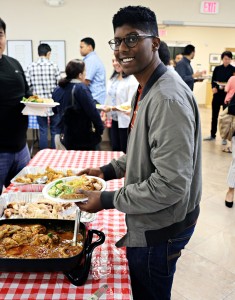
[30,106,235,299]
[172,105,235,300]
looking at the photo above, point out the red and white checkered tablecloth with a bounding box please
[0,150,132,300]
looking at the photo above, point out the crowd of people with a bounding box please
[1,5,235,299]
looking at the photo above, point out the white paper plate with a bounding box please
[115,101,131,112]
[21,101,60,108]
[214,81,227,86]
[0,192,96,223]
[42,176,106,203]
[96,104,106,110]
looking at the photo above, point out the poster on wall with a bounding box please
[40,40,66,72]
[209,53,221,65]
[7,40,33,71]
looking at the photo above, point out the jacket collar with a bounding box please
[140,62,167,100]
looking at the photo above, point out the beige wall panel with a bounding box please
[1,0,235,104]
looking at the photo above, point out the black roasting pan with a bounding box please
[0,218,105,286]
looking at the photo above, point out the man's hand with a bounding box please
[76,190,103,213]
[77,167,104,179]
[212,87,218,94]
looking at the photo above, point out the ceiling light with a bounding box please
[45,0,65,7]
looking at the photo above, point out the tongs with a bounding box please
[71,207,81,246]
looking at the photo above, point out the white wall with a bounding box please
[1,0,235,104]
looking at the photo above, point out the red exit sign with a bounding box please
[200,1,219,14]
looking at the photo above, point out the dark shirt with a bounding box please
[211,64,235,94]
[52,82,104,135]
[175,57,194,90]
[0,55,30,152]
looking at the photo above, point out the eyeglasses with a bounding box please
[108,34,156,51]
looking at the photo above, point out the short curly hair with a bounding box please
[112,6,158,36]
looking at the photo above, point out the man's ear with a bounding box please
[152,37,160,50]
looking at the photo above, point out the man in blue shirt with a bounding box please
[80,37,106,104]
[175,44,204,91]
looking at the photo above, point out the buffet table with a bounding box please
[0,149,132,300]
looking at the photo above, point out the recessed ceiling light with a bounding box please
[45,0,65,7]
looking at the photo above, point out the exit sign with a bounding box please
[159,29,167,37]
[200,1,219,14]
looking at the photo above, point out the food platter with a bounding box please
[21,96,60,116]
[0,217,105,280]
[0,192,96,223]
[11,166,81,192]
[42,175,106,203]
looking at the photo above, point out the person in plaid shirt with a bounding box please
[25,44,60,149]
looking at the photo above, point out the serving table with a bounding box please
[0,149,132,300]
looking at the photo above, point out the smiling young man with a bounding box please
[77,6,202,300]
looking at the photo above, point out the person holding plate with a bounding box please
[0,18,31,194]
[76,6,202,299]
[204,51,235,143]
[25,43,61,150]
[103,56,138,153]
[175,44,205,91]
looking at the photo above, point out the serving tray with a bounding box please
[10,166,81,192]
[0,192,96,223]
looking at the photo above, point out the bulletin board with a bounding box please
[40,40,66,72]
[7,40,33,71]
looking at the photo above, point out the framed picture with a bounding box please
[40,40,66,72]
[210,64,217,73]
[7,40,33,71]
[209,53,221,64]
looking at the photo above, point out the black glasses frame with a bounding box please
[108,34,156,51]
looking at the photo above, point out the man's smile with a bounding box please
[120,57,135,63]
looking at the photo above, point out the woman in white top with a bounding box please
[104,57,138,152]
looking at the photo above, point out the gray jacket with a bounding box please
[101,63,202,247]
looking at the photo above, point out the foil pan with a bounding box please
[10,166,81,192]
[0,192,96,223]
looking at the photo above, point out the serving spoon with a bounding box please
[34,175,48,184]
[71,207,81,246]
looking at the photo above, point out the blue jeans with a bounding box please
[37,114,60,149]
[126,224,196,300]
[0,144,30,194]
